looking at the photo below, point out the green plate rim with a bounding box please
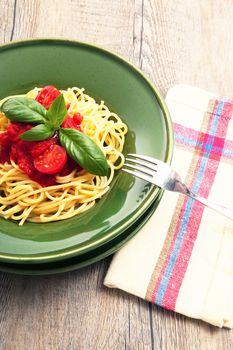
[0,38,173,263]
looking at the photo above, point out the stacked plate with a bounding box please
[0,39,173,275]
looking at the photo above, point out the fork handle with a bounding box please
[190,192,233,220]
[178,182,233,220]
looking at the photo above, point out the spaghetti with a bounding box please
[0,87,127,225]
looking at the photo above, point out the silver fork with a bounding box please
[123,154,233,221]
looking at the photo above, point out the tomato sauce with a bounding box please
[0,86,84,187]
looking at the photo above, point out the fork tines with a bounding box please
[125,154,158,171]
[127,154,159,165]
[122,153,158,183]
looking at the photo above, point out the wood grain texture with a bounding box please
[0,0,233,349]
[0,0,15,43]
[141,0,233,97]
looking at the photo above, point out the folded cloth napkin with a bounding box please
[104,84,233,328]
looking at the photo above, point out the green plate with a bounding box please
[0,191,163,275]
[0,39,173,264]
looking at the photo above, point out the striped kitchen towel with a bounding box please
[104,84,233,328]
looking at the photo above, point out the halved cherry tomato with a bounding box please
[31,139,56,158]
[35,86,61,109]
[34,144,67,174]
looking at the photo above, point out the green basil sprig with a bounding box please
[1,97,47,124]
[46,93,67,128]
[59,128,109,176]
[0,94,109,176]
[20,124,55,141]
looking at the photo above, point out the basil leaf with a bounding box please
[59,128,109,176]
[47,94,67,128]
[20,124,54,141]
[0,97,47,124]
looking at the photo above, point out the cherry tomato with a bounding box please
[31,173,56,187]
[18,154,35,177]
[34,144,67,174]
[11,142,35,177]
[62,113,83,130]
[0,133,11,163]
[35,86,61,109]
[58,157,77,176]
[7,122,33,142]
[73,113,83,125]
[31,139,56,158]
[0,132,10,147]
[62,117,75,129]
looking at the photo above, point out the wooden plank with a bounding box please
[141,0,233,97]
[0,261,152,350]
[0,0,15,43]
[9,0,137,60]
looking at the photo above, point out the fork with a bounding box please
[123,154,233,220]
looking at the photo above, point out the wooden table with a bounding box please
[1,1,233,349]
